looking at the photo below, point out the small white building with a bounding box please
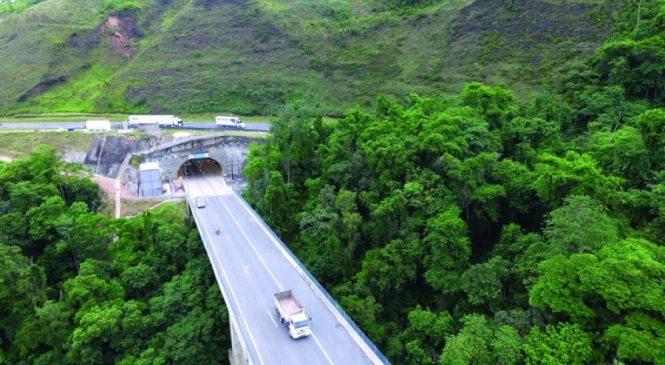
[138,162,163,197]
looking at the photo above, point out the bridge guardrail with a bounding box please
[234,193,391,365]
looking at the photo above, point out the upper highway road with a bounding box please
[185,176,387,365]
[0,121,271,132]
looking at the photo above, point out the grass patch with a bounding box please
[120,198,184,217]
[218,130,269,138]
[0,113,129,122]
[0,131,96,158]
[26,63,117,113]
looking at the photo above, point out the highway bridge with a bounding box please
[183,174,389,365]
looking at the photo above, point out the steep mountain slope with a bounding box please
[0,0,614,115]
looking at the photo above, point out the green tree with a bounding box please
[67,303,123,365]
[423,206,470,293]
[337,293,386,345]
[591,36,665,102]
[357,239,421,302]
[605,312,665,365]
[63,269,124,311]
[544,195,619,254]
[0,245,46,354]
[447,153,506,222]
[588,126,650,185]
[460,82,516,130]
[530,238,665,363]
[575,85,647,131]
[12,300,72,363]
[532,151,623,207]
[386,304,454,363]
[9,181,58,215]
[159,308,222,364]
[523,323,593,365]
[460,256,509,308]
[635,108,665,170]
[502,116,561,163]
[440,315,522,365]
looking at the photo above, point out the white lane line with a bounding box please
[311,333,335,365]
[192,204,267,365]
[267,310,278,328]
[217,195,285,291]
[243,265,250,275]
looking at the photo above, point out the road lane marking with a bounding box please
[192,201,267,365]
[217,195,285,291]
[267,310,278,328]
[311,333,335,365]
[243,265,250,275]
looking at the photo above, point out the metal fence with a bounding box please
[234,193,391,365]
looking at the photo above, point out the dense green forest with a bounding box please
[0,147,230,364]
[242,2,665,364]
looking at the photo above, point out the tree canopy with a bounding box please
[0,148,229,364]
[241,12,665,359]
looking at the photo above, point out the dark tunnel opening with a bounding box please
[178,158,223,178]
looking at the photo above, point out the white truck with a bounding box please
[85,120,112,132]
[128,115,183,128]
[215,116,244,129]
[274,290,312,339]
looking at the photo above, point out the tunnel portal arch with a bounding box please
[177,157,224,178]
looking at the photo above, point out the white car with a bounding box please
[195,197,206,208]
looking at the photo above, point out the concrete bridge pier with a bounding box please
[229,314,250,365]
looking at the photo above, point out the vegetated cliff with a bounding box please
[0,0,614,116]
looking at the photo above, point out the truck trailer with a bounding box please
[215,116,244,129]
[128,115,183,128]
[85,120,112,132]
[274,290,312,339]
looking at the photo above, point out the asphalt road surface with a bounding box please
[185,177,386,365]
[0,121,271,132]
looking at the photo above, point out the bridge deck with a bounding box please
[185,177,386,365]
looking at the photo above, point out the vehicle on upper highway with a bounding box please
[274,290,312,339]
[85,120,112,132]
[195,197,206,208]
[215,116,245,129]
[128,115,183,128]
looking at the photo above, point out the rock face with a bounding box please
[84,136,152,177]
[99,14,137,58]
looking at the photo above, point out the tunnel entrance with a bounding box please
[178,157,223,178]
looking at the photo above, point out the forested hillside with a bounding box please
[0,148,229,364]
[1,0,613,115]
[242,1,665,363]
